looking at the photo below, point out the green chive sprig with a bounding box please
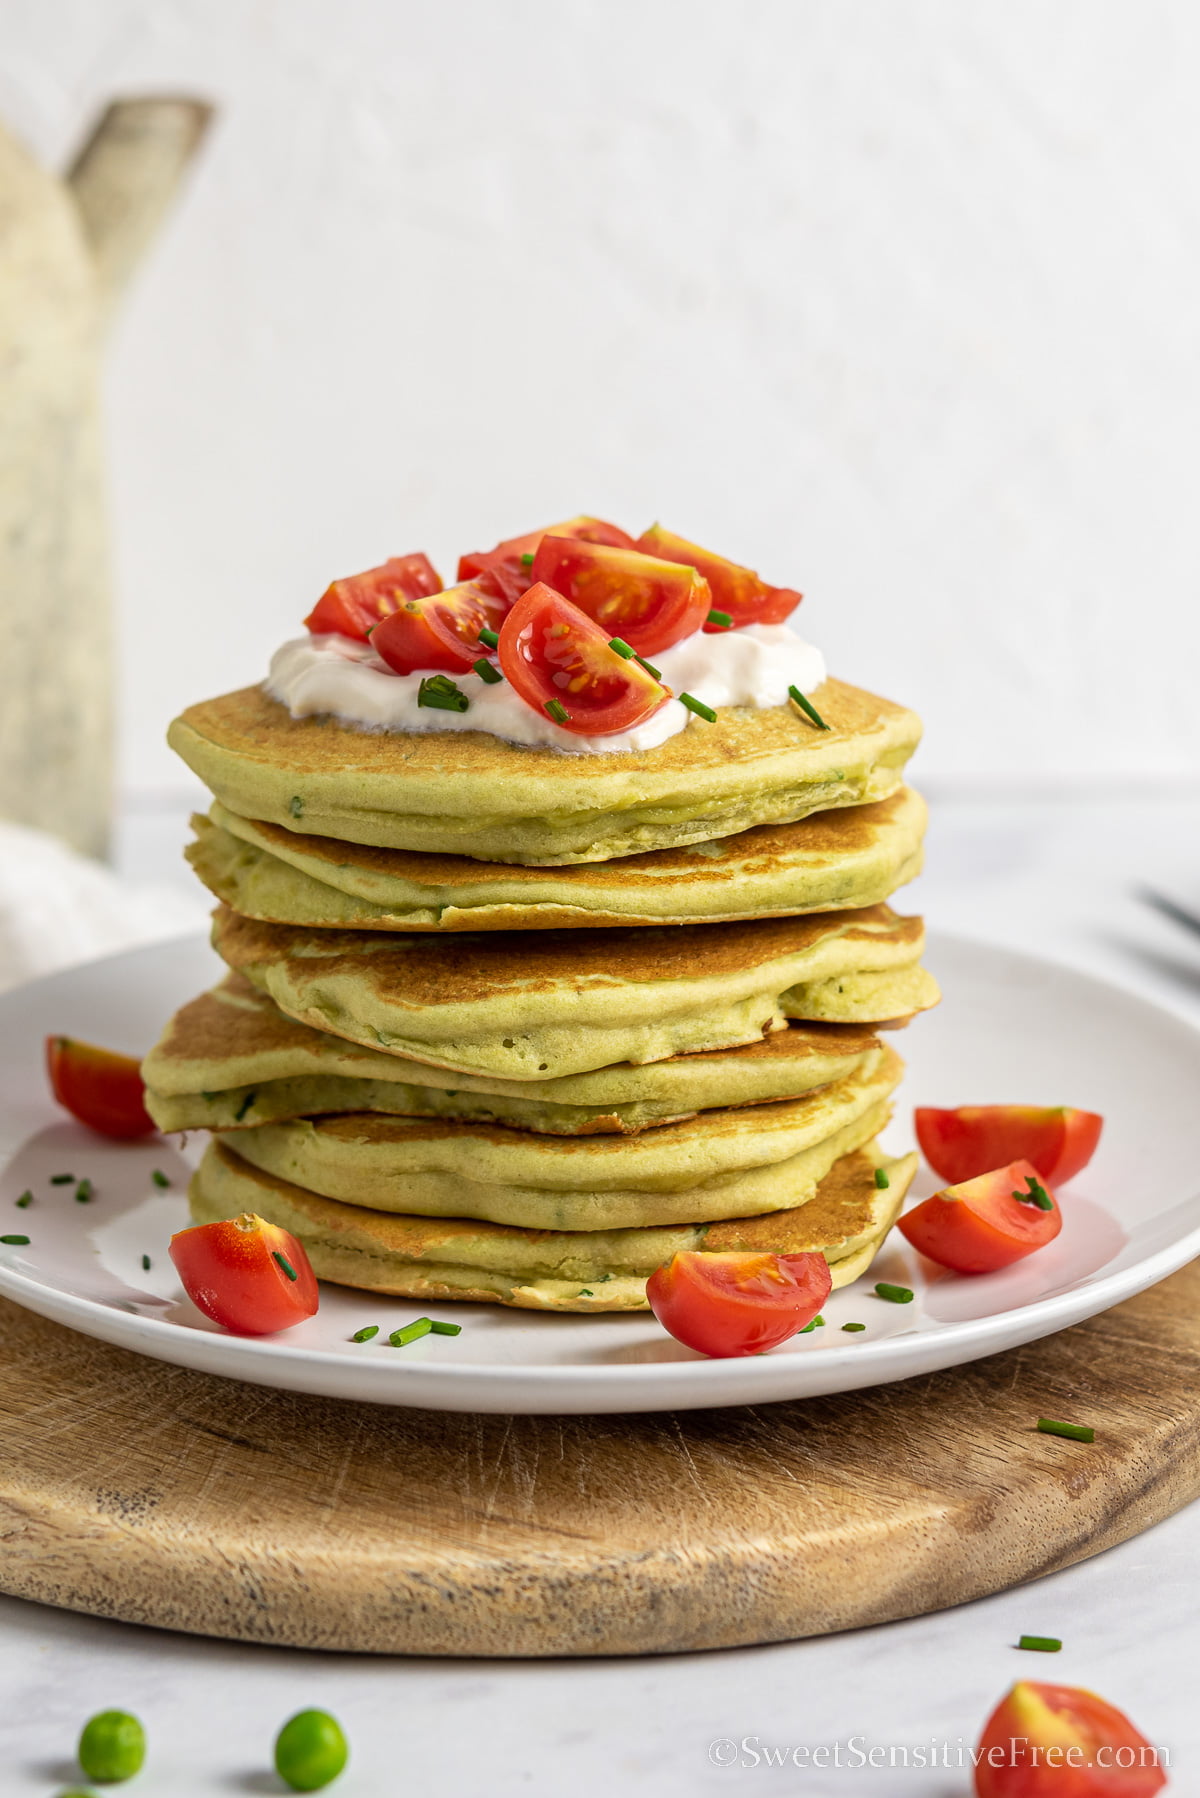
[544,699,570,725]
[50,1173,74,1185]
[1014,1174,1054,1211]
[520,552,535,567]
[351,1325,380,1343]
[874,1167,890,1190]
[607,638,662,679]
[1018,1635,1062,1653]
[418,674,470,714]
[0,1234,30,1246]
[141,1254,152,1271]
[1037,1417,1094,1443]
[473,657,503,685]
[389,1318,433,1347]
[799,1314,826,1334]
[151,1170,171,1190]
[75,1178,94,1203]
[788,684,830,731]
[706,608,732,628]
[273,1251,298,1282]
[874,1281,913,1304]
[478,626,500,649]
[235,1090,257,1122]
[16,1192,32,1208]
[842,1322,866,1332]
[680,692,717,723]
[430,1320,461,1336]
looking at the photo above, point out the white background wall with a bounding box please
[4,0,1199,799]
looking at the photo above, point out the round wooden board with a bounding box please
[2,1266,1199,1659]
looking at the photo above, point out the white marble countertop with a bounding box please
[8,792,1200,1795]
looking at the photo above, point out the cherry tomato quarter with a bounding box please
[457,516,635,586]
[46,1036,156,1139]
[647,1250,832,1357]
[898,1158,1062,1275]
[304,553,442,640]
[497,584,672,735]
[169,1212,319,1335]
[530,536,710,656]
[975,1681,1166,1797]
[635,524,802,630]
[371,579,509,675]
[916,1106,1103,1188]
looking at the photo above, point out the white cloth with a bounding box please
[0,820,209,995]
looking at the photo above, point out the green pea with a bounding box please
[77,1709,146,1782]
[274,1709,349,1791]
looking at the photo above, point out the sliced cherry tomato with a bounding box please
[647,1249,832,1358]
[371,579,509,675]
[529,537,711,656]
[975,1681,1166,1796]
[898,1158,1061,1274]
[497,583,672,735]
[46,1036,156,1139]
[635,524,802,630]
[457,516,635,586]
[169,1211,319,1335]
[304,553,443,641]
[916,1106,1103,1188]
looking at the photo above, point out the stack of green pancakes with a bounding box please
[146,672,937,1310]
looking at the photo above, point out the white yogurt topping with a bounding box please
[265,624,828,755]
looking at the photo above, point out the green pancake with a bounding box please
[216,1045,902,1231]
[190,1138,917,1310]
[168,678,922,865]
[141,974,887,1136]
[211,903,939,1081]
[186,787,927,931]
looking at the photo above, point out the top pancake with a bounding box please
[167,677,922,865]
[188,786,927,931]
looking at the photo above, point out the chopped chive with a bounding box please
[874,1166,890,1189]
[151,1169,171,1190]
[473,657,503,685]
[579,1289,594,1298]
[608,637,635,659]
[75,1178,94,1203]
[788,684,831,731]
[544,699,570,724]
[1,1234,30,1246]
[874,1281,913,1304]
[1013,1174,1054,1211]
[1018,1635,1062,1653]
[352,1325,380,1343]
[16,1192,32,1208]
[418,675,469,713]
[389,1317,433,1347]
[477,626,500,649]
[680,692,717,723]
[272,1251,298,1282]
[289,795,304,817]
[842,1322,867,1332]
[429,1320,461,1336]
[1037,1417,1094,1443]
[234,1090,257,1122]
[141,1254,152,1271]
[634,654,662,680]
[798,1313,826,1334]
[50,1173,74,1185]
[519,552,535,567]
[706,608,732,628]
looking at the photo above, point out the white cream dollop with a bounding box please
[265,624,827,755]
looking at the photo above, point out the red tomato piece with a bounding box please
[646,1249,832,1358]
[45,1035,156,1139]
[169,1211,319,1336]
[635,524,802,630]
[304,553,443,641]
[975,1681,1166,1797]
[371,579,509,675]
[457,516,635,585]
[916,1106,1103,1188]
[898,1158,1062,1275]
[530,537,710,656]
[497,584,672,736]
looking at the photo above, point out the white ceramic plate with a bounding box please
[1,932,1198,1415]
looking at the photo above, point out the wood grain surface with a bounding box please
[1,1266,1198,1658]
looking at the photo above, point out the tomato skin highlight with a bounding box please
[304,553,442,641]
[497,584,672,736]
[457,516,635,587]
[916,1106,1103,1188]
[898,1158,1061,1275]
[371,579,509,676]
[975,1681,1166,1797]
[531,536,711,656]
[647,1250,832,1358]
[46,1036,156,1139]
[635,524,802,630]
[169,1212,319,1335]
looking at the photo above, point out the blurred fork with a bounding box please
[1141,888,1200,941]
